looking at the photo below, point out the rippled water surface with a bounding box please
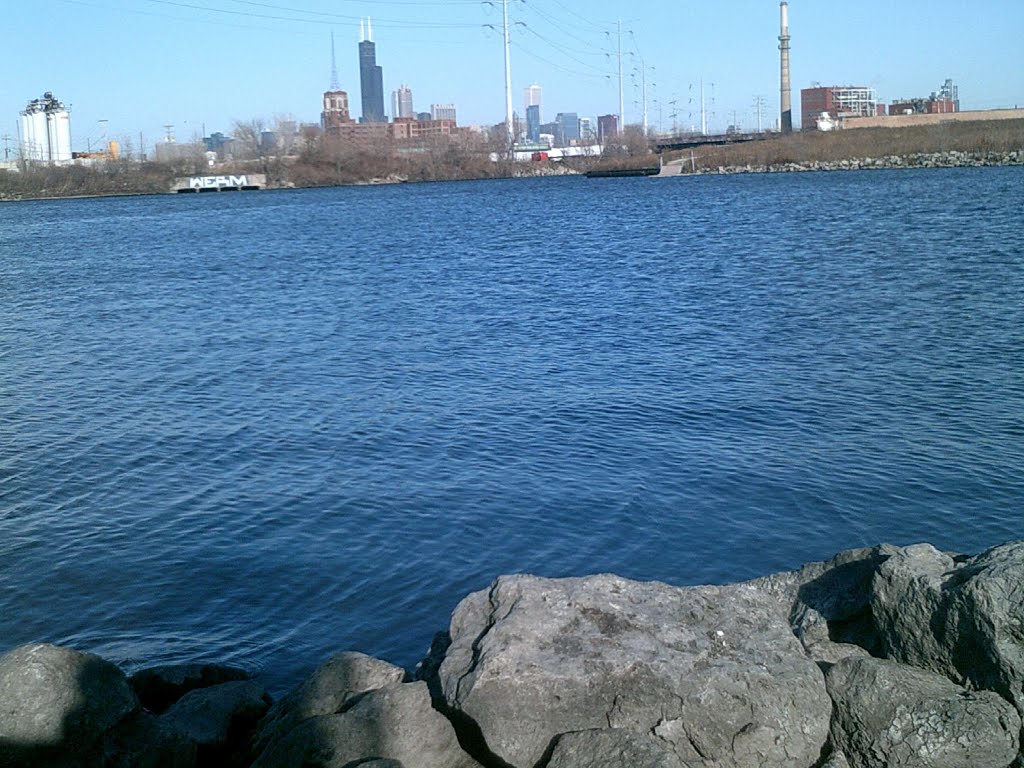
[2,168,1022,692]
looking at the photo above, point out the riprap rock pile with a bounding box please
[2,540,1023,768]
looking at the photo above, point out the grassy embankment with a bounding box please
[664,119,1024,171]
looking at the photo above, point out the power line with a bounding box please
[141,0,482,29]
[517,24,614,76]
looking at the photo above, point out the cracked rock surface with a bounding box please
[871,541,1024,715]
[437,573,832,768]
[825,656,1021,768]
[545,728,685,768]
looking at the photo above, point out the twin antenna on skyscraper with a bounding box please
[329,18,374,90]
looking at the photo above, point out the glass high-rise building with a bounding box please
[359,19,386,123]
[524,84,542,110]
[526,104,541,143]
[556,112,579,146]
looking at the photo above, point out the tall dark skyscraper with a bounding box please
[359,18,386,123]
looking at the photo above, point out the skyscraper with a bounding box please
[526,104,541,143]
[555,112,579,146]
[524,84,542,110]
[359,18,386,123]
[391,85,414,119]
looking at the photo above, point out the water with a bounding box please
[1,168,1022,694]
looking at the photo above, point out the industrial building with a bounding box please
[19,92,72,164]
[801,86,883,130]
[889,79,960,116]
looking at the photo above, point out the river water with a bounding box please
[1,168,1022,693]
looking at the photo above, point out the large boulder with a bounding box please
[545,729,685,768]
[251,681,479,768]
[748,544,898,663]
[129,663,250,714]
[250,651,406,759]
[0,643,138,767]
[101,711,197,768]
[825,656,1020,768]
[871,541,1024,712]
[161,679,271,766]
[436,574,832,768]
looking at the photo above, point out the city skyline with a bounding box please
[2,0,1023,156]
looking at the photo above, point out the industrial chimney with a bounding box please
[779,1,792,133]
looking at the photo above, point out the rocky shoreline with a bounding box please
[2,540,1023,767]
[687,149,1024,175]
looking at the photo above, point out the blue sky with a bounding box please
[2,0,1022,156]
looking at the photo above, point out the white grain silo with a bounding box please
[19,93,72,164]
[19,100,45,161]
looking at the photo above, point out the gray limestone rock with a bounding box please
[101,710,197,768]
[0,643,138,767]
[129,663,250,714]
[820,752,851,768]
[161,679,271,766]
[748,544,898,663]
[251,681,479,768]
[870,543,957,671]
[545,729,685,768]
[251,651,406,759]
[871,540,1024,712]
[437,573,832,768]
[825,656,1020,768]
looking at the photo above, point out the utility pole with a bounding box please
[640,59,648,135]
[752,95,766,132]
[1,134,10,161]
[700,79,707,135]
[617,20,624,134]
[502,0,514,150]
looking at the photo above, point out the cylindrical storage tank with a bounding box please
[32,109,49,161]
[19,112,35,161]
[47,109,72,162]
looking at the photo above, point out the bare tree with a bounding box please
[231,118,267,160]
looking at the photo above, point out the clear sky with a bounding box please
[3,0,1022,156]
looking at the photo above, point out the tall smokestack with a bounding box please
[779,1,792,133]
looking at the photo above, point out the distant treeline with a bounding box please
[3,119,1022,201]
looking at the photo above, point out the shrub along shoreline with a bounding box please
[2,118,1022,201]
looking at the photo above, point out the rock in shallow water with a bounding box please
[129,663,250,714]
[0,643,138,766]
[251,681,480,768]
[437,573,832,768]
[161,679,271,765]
[250,650,407,760]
